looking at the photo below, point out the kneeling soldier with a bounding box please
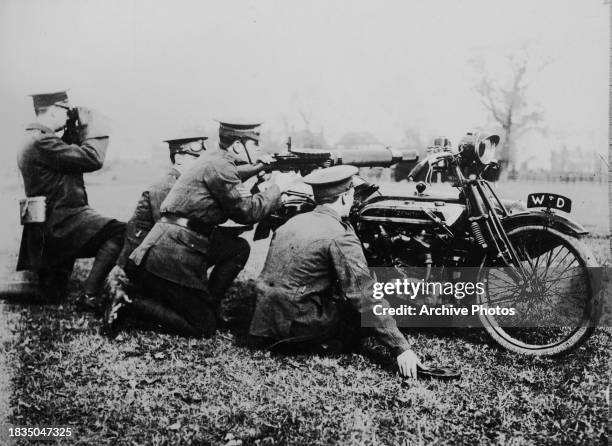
[114,136,207,269]
[104,120,295,337]
[17,91,125,308]
[248,165,423,379]
[102,136,205,336]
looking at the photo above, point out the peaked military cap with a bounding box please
[164,136,207,160]
[216,118,262,142]
[303,165,359,200]
[29,90,69,110]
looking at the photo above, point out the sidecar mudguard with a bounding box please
[501,210,589,237]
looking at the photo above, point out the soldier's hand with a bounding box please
[77,107,111,139]
[256,153,275,165]
[75,106,94,126]
[396,349,422,380]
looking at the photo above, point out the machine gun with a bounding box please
[262,137,418,176]
[250,138,419,240]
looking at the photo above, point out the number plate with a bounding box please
[526,193,572,213]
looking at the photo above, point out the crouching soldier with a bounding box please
[248,166,425,379]
[103,120,296,338]
[101,136,206,328]
[114,136,207,269]
[17,91,125,308]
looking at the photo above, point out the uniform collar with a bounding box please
[25,123,54,134]
[313,204,343,222]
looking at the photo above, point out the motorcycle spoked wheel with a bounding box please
[477,225,602,357]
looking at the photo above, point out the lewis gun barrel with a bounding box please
[266,146,419,175]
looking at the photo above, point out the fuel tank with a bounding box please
[358,195,467,228]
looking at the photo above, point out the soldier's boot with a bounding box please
[76,292,104,314]
[128,298,210,338]
[100,264,210,338]
[102,291,208,339]
[208,236,250,326]
[80,234,124,314]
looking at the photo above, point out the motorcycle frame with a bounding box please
[432,154,531,282]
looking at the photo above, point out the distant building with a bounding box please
[550,146,606,181]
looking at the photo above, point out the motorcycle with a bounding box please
[255,132,603,357]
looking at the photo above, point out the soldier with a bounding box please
[248,165,424,379]
[114,136,207,269]
[103,120,295,337]
[101,136,205,334]
[17,91,125,308]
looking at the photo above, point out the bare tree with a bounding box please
[470,49,546,175]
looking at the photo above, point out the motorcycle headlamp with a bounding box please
[458,131,500,167]
[476,137,498,165]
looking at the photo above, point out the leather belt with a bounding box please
[160,214,214,237]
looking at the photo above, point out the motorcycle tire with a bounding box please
[477,225,603,357]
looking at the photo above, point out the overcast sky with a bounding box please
[0,0,608,166]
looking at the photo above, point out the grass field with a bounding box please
[1,178,610,445]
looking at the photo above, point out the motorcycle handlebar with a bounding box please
[407,151,459,180]
[407,159,429,180]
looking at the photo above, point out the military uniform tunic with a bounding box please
[129,150,281,290]
[17,122,114,270]
[116,167,180,268]
[249,205,410,355]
